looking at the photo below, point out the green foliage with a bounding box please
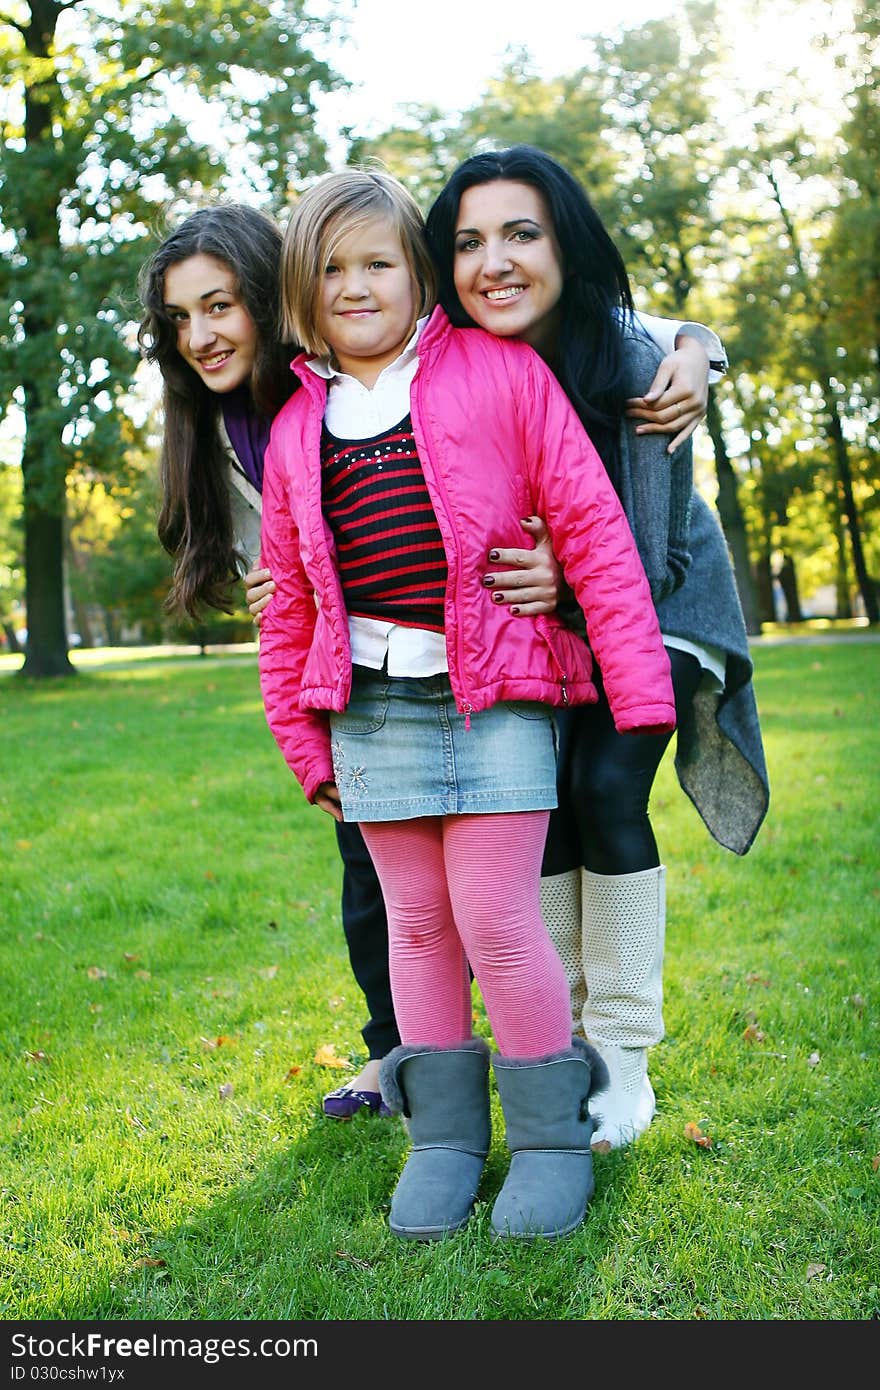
[5,0,878,676]
[0,641,877,1320]
[357,0,878,622]
[1,0,346,670]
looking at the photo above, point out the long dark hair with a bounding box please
[138,204,292,619]
[425,145,635,468]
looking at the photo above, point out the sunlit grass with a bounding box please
[1,641,878,1320]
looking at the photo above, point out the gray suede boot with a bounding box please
[490,1037,608,1241]
[379,1038,491,1241]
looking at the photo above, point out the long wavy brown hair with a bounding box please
[138,205,293,619]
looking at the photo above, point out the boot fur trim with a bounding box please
[493,1036,609,1098]
[380,1037,491,1116]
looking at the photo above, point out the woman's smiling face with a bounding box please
[163,254,257,393]
[452,180,565,358]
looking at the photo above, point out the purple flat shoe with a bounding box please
[322,1084,392,1120]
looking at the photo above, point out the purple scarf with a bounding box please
[221,389,271,492]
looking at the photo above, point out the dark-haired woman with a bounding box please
[424,146,768,1148]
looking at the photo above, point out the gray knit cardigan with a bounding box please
[609,327,769,855]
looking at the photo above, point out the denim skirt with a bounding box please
[329,666,559,821]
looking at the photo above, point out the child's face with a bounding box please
[163,254,257,394]
[317,216,418,385]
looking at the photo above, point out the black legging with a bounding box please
[542,647,703,877]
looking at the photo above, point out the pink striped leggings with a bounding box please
[358,811,572,1058]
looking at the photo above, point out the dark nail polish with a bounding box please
[483,575,495,587]
[488,550,500,562]
[510,606,520,615]
[492,592,504,603]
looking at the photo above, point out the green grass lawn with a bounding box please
[1,640,878,1321]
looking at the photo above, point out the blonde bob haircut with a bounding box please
[280,168,438,354]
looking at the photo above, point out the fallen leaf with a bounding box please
[314,1043,351,1070]
[135,970,151,981]
[24,1051,49,1064]
[684,1121,713,1148]
[807,1051,820,1067]
[845,995,865,1012]
[201,1035,233,1049]
[871,1154,879,1172]
[335,1250,372,1270]
[125,1109,147,1132]
[132,1258,166,1269]
[745,973,771,987]
[87,966,108,981]
[806,1263,826,1281]
[258,965,279,980]
[742,1024,766,1044]
[123,953,141,964]
[284,1065,303,1082]
[219,1082,234,1101]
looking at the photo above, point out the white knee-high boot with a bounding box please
[581,865,666,1149]
[540,869,586,1039]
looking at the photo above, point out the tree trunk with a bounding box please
[705,393,763,634]
[755,551,776,625]
[826,403,878,622]
[776,552,803,623]
[765,163,879,625]
[833,512,853,619]
[3,622,22,655]
[21,505,75,678]
[18,0,75,679]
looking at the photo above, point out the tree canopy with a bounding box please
[1,0,345,674]
[2,0,877,674]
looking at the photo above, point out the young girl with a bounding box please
[257,168,676,1242]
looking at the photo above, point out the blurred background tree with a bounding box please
[2,0,876,677]
[0,0,344,675]
[352,0,878,632]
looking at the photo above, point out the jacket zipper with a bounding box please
[411,372,475,728]
[537,618,569,705]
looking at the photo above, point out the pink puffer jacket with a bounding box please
[258,307,674,803]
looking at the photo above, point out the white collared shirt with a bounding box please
[306,318,449,676]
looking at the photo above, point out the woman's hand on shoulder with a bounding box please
[243,566,276,626]
[625,336,710,453]
[315,782,343,821]
[482,516,562,616]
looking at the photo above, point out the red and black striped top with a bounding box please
[320,414,447,633]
